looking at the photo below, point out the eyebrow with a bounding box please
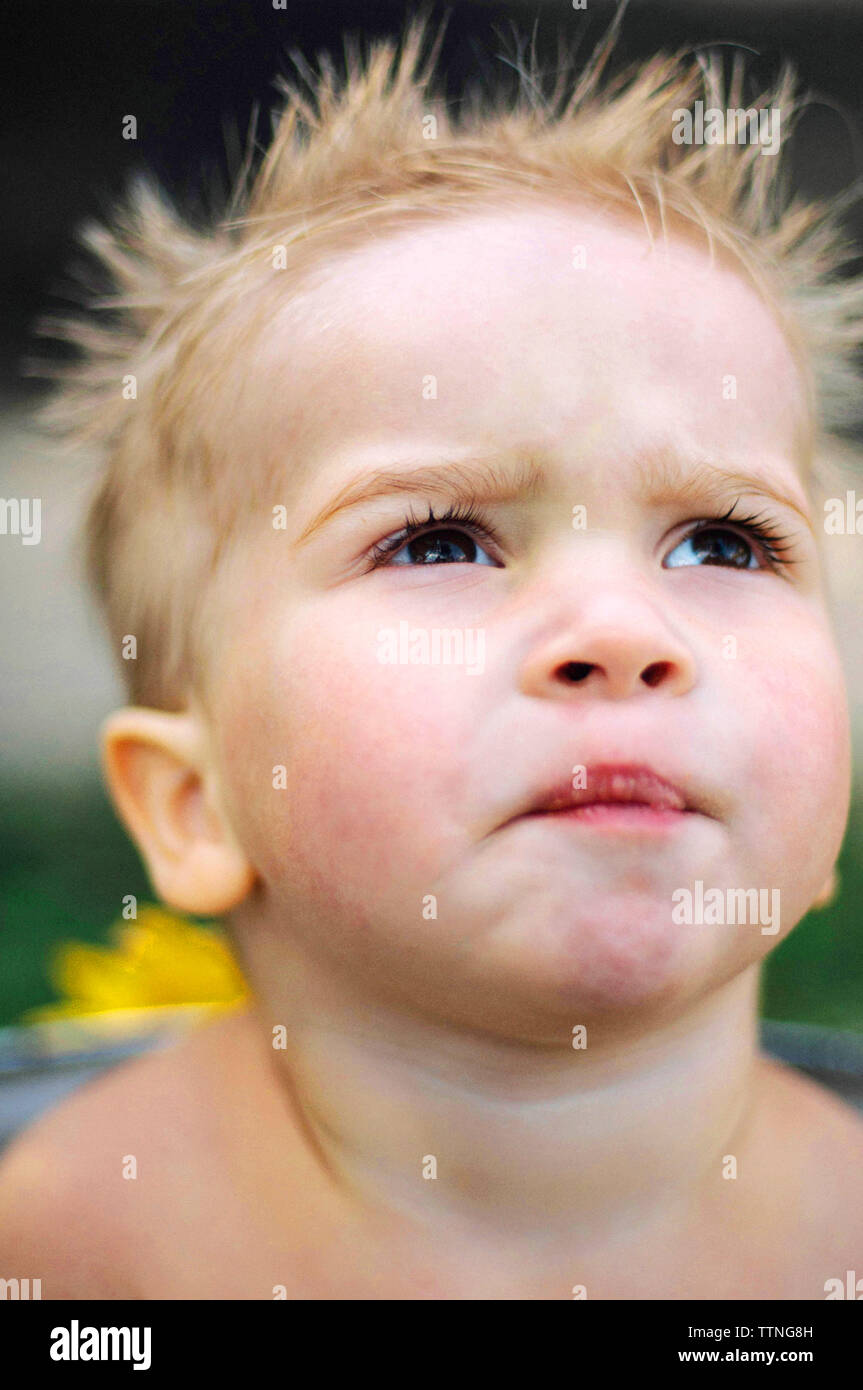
[633,450,815,529]
[296,453,544,544]
[295,445,814,545]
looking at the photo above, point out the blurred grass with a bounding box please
[760,794,863,1032]
[1,776,862,1032]
[0,777,152,1027]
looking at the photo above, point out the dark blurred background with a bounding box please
[2,0,863,1033]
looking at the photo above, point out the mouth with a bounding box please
[515,763,708,833]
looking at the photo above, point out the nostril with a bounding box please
[561,661,593,683]
[641,661,671,688]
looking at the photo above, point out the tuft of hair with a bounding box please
[30,5,863,709]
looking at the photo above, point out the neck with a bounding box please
[257,962,764,1273]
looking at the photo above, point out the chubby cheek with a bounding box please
[217,603,475,922]
[734,620,850,932]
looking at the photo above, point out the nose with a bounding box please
[518,589,697,702]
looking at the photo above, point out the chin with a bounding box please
[498,898,711,1020]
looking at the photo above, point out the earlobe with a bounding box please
[100,707,256,916]
[811,866,839,911]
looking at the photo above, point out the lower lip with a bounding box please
[527,804,691,831]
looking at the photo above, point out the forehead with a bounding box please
[247,200,810,501]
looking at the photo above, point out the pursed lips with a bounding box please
[522,763,698,817]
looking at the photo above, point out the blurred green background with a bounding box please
[2,770,862,1031]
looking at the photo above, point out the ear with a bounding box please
[100,707,256,916]
[811,866,839,912]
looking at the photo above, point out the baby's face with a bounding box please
[205,201,850,1036]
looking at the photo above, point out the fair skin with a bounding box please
[2,200,861,1299]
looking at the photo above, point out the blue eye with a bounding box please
[665,525,760,570]
[368,500,796,574]
[388,528,498,567]
[370,502,501,568]
[664,507,795,574]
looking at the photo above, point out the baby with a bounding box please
[2,13,863,1299]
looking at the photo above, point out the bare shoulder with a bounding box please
[757,1051,863,1151]
[0,1011,263,1298]
[755,1052,863,1259]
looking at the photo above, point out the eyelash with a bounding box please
[367,499,797,573]
[701,502,797,572]
[369,500,502,567]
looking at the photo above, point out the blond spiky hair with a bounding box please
[34,6,863,709]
